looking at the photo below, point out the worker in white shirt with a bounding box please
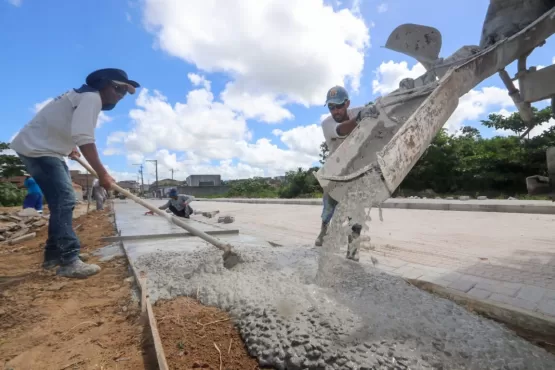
[10,68,140,278]
[91,178,108,210]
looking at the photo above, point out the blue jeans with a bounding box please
[321,193,338,225]
[23,192,43,211]
[18,154,80,265]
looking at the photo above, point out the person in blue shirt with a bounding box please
[22,173,43,214]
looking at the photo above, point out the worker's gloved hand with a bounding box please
[356,103,379,123]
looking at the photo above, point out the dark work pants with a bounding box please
[168,204,193,218]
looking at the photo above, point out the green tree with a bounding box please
[278,167,322,198]
[225,177,278,198]
[0,142,26,178]
[0,182,25,207]
[480,106,553,137]
[402,106,554,195]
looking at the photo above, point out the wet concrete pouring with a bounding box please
[115,200,555,370]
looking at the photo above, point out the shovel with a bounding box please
[72,156,241,269]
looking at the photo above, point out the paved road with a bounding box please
[193,200,555,318]
[198,197,555,214]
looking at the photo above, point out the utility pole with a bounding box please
[146,160,158,198]
[170,168,178,180]
[133,163,144,195]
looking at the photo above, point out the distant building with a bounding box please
[117,180,140,193]
[69,170,96,197]
[140,184,150,193]
[186,174,221,187]
[150,179,183,188]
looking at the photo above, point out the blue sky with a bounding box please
[1,0,554,182]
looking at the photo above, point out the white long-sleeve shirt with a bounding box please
[11,90,101,160]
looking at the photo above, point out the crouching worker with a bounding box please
[157,189,194,218]
[10,68,140,278]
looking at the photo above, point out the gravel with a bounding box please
[136,241,555,370]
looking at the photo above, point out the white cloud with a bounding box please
[351,0,362,14]
[221,82,293,123]
[445,86,513,133]
[552,56,555,64]
[126,12,132,22]
[188,73,211,90]
[102,147,123,156]
[96,112,113,128]
[33,98,54,113]
[6,0,22,6]
[377,3,388,13]
[104,79,321,179]
[142,0,370,117]
[272,124,325,157]
[494,108,555,138]
[372,60,426,95]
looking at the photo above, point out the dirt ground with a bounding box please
[154,297,263,370]
[1,202,265,370]
[0,204,153,370]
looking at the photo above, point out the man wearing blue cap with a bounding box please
[315,85,377,246]
[10,68,140,278]
[156,189,195,218]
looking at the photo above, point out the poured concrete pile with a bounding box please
[136,242,555,370]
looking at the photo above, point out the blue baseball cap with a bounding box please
[325,86,349,105]
[169,189,178,197]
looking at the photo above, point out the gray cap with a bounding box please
[325,86,349,105]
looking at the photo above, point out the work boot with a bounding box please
[42,259,60,270]
[42,254,90,270]
[314,222,328,246]
[56,259,101,279]
[346,224,362,262]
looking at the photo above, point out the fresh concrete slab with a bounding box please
[114,201,555,370]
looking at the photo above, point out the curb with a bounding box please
[407,279,555,339]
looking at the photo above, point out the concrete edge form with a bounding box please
[100,229,240,243]
[109,202,170,370]
[121,240,169,370]
[196,198,555,214]
[407,278,555,338]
